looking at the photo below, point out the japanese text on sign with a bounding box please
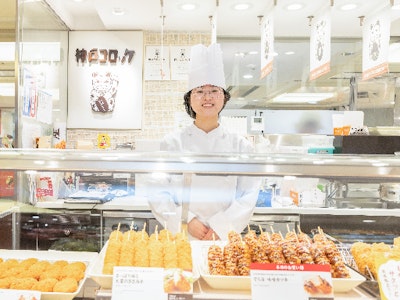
[75,48,135,65]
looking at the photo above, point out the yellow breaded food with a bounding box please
[66,261,86,272]
[53,277,78,293]
[61,268,85,281]
[0,278,11,289]
[9,277,37,290]
[39,265,63,281]
[26,261,51,280]
[19,258,39,269]
[1,259,19,268]
[32,278,58,292]
[53,260,69,268]
[109,230,123,241]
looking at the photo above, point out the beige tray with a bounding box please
[88,240,200,289]
[194,241,366,293]
[87,241,113,289]
[0,249,98,300]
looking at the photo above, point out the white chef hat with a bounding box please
[187,43,226,91]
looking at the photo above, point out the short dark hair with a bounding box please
[183,89,231,119]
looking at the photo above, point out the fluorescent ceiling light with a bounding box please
[243,74,253,79]
[340,3,357,11]
[271,92,335,103]
[285,3,304,11]
[285,51,295,55]
[179,3,197,11]
[233,3,251,11]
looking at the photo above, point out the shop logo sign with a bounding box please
[75,48,135,64]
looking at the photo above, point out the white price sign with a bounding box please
[251,263,334,300]
[112,267,166,300]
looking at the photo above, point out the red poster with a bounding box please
[0,171,15,197]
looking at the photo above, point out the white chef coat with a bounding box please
[147,123,261,240]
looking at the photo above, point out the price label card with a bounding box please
[250,263,334,300]
[377,259,400,300]
[112,267,166,300]
[0,289,41,299]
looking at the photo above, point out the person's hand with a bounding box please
[187,217,210,240]
[202,228,220,241]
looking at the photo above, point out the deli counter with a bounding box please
[1,149,400,299]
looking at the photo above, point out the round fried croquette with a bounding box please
[32,278,58,292]
[0,277,11,289]
[19,258,39,269]
[9,277,37,290]
[53,277,78,293]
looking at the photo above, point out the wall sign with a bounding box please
[309,5,331,81]
[170,46,191,81]
[260,10,274,79]
[144,45,170,80]
[362,8,390,81]
[67,31,143,129]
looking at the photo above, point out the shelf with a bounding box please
[1,149,400,181]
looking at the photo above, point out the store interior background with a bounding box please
[1,0,400,149]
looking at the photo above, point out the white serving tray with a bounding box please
[193,241,366,293]
[88,240,200,289]
[0,249,98,300]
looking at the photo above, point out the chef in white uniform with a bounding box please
[148,43,260,240]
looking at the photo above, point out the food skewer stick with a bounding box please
[115,223,121,240]
[269,225,275,233]
[297,224,303,234]
[155,224,159,240]
[142,222,147,240]
[293,229,299,243]
[266,232,272,243]
[318,226,328,241]
[127,221,135,240]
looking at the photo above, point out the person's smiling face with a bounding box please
[190,85,224,118]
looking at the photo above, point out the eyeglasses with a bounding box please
[192,86,223,99]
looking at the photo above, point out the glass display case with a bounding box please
[2,149,400,299]
[1,148,400,250]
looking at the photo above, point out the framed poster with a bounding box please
[170,46,190,81]
[67,31,143,129]
[144,45,170,80]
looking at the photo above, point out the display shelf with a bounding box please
[1,149,400,181]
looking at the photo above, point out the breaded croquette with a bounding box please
[9,277,37,290]
[53,277,78,293]
[32,278,58,292]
